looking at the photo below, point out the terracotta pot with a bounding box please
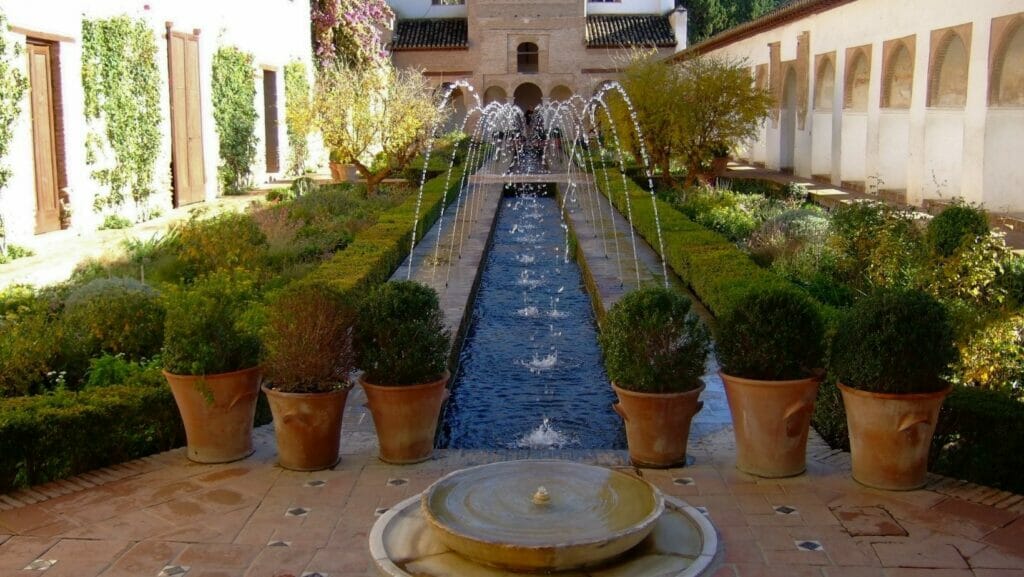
[163,367,261,464]
[360,371,450,464]
[611,382,705,468]
[263,384,349,471]
[838,382,950,490]
[721,372,821,478]
[328,162,344,182]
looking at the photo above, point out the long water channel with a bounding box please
[439,188,626,450]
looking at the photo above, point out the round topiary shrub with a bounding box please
[62,277,165,362]
[927,202,989,258]
[599,286,710,394]
[716,286,825,381]
[829,289,957,394]
[355,281,449,386]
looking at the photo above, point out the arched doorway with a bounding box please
[514,83,543,112]
[550,85,573,102]
[779,66,798,172]
[483,86,507,105]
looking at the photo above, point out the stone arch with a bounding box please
[991,16,1024,106]
[844,47,870,110]
[549,85,573,102]
[517,42,539,74]
[513,82,543,112]
[882,40,914,109]
[484,85,508,105]
[929,28,970,108]
[814,56,835,110]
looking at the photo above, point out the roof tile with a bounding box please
[392,18,468,50]
[586,14,676,48]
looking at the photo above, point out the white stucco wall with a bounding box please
[697,0,1024,211]
[1,0,311,244]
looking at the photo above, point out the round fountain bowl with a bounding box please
[420,460,665,572]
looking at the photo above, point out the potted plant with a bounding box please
[716,286,825,478]
[355,281,451,464]
[829,289,957,490]
[162,271,263,463]
[262,281,355,471]
[600,286,710,468]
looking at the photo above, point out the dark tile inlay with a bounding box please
[774,505,798,515]
[268,540,291,547]
[386,478,408,487]
[795,540,824,551]
[285,507,310,517]
[672,477,695,486]
[158,566,190,577]
[24,559,57,571]
[304,480,327,488]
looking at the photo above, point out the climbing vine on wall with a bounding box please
[284,60,311,176]
[81,16,162,215]
[0,11,29,255]
[211,46,258,194]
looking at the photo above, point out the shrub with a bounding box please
[162,271,262,375]
[85,353,164,389]
[0,306,60,397]
[829,289,957,394]
[927,201,989,258]
[748,208,830,265]
[600,286,709,393]
[0,244,34,264]
[829,202,927,292]
[172,211,268,281]
[999,254,1024,308]
[716,286,825,380]
[263,281,355,393]
[931,385,1024,493]
[953,314,1024,396]
[99,214,132,230]
[355,280,449,385]
[61,277,165,363]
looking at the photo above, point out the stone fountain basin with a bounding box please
[420,460,665,572]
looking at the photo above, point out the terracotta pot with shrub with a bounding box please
[600,286,710,468]
[262,281,355,471]
[356,281,451,464]
[162,272,263,464]
[829,289,957,490]
[717,286,825,478]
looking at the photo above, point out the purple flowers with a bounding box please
[312,0,394,68]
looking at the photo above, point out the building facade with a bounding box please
[387,0,687,112]
[1,0,311,244]
[676,0,1024,212]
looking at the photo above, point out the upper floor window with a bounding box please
[589,1,622,3]
[432,0,465,5]
[518,42,539,74]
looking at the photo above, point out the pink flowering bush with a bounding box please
[312,0,393,69]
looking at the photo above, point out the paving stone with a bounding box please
[871,542,968,569]
[831,506,908,537]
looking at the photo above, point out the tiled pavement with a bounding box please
[0,423,1022,577]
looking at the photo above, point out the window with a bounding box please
[517,42,539,74]
[432,0,465,5]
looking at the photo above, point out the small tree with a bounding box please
[0,12,28,256]
[314,64,445,196]
[673,55,772,185]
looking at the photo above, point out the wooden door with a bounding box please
[262,70,280,174]
[27,42,60,233]
[168,31,206,206]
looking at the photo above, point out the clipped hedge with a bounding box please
[596,169,828,321]
[303,168,464,298]
[0,384,183,490]
[932,385,1024,493]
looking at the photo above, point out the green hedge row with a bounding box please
[0,169,465,493]
[598,170,1024,493]
[596,169,829,320]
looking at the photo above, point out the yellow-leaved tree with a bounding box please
[314,64,446,196]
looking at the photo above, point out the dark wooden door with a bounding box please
[168,31,206,206]
[27,42,60,233]
[263,69,280,174]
